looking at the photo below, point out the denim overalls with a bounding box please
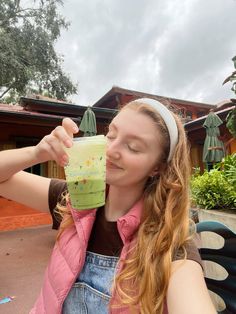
[62,251,119,314]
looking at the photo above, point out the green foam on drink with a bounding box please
[67,178,105,209]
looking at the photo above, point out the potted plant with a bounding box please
[191,153,236,228]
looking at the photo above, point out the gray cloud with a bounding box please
[156,0,236,101]
[56,0,236,105]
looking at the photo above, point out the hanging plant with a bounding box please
[226,107,236,138]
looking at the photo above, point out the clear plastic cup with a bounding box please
[64,135,106,210]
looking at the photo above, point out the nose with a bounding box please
[106,138,121,160]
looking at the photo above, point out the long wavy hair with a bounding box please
[56,100,191,313]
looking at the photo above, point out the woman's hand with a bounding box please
[34,118,79,167]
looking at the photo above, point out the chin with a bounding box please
[105,176,115,185]
[105,174,123,186]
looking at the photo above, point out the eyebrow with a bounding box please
[109,122,148,147]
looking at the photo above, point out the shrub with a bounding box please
[191,168,236,210]
[226,108,236,139]
[221,153,236,188]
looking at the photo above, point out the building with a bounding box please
[0,88,235,230]
[0,96,117,178]
[185,102,236,171]
[93,86,214,122]
[1,88,235,176]
[94,87,236,170]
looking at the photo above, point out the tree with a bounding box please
[0,0,77,102]
[223,55,236,95]
[223,56,236,140]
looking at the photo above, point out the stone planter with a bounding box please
[198,208,236,232]
[198,208,236,312]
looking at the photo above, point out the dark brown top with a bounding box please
[48,179,202,266]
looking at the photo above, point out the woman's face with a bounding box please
[106,108,163,189]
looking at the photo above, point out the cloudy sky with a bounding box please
[55,0,236,106]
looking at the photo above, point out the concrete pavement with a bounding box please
[0,225,57,314]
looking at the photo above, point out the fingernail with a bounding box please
[73,126,79,133]
[62,155,68,165]
[65,139,72,147]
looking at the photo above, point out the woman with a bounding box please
[0,98,216,314]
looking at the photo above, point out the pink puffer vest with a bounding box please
[29,198,154,314]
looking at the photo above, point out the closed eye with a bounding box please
[106,131,116,140]
[106,135,115,140]
[127,144,139,153]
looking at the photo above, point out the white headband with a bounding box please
[134,98,178,162]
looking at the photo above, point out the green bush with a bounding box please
[226,108,236,139]
[191,168,236,210]
[221,153,236,188]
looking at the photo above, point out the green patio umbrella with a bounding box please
[202,110,225,163]
[79,107,97,136]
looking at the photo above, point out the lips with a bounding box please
[106,160,123,170]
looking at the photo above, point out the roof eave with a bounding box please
[20,97,117,123]
[92,86,214,109]
[184,105,235,132]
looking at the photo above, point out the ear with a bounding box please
[149,167,159,177]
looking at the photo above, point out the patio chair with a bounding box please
[196,220,236,314]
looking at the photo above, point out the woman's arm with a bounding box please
[0,118,78,212]
[0,171,51,212]
[167,260,217,314]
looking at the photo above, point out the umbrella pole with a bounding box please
[206,162,214,171]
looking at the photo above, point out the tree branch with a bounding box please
[0,8,42,27]
[222,71,236,85]
[0,83,15,99]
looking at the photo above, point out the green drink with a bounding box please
[64,135,106,210]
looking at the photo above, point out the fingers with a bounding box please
[50,118,79,166]
[35,118,79,167]
[45,134,68,165]
[52,126,72,148]
[62,117,79,139]
[52,118,79,148]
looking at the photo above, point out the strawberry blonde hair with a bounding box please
[111,101,191,313]
[57,100,191,313]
